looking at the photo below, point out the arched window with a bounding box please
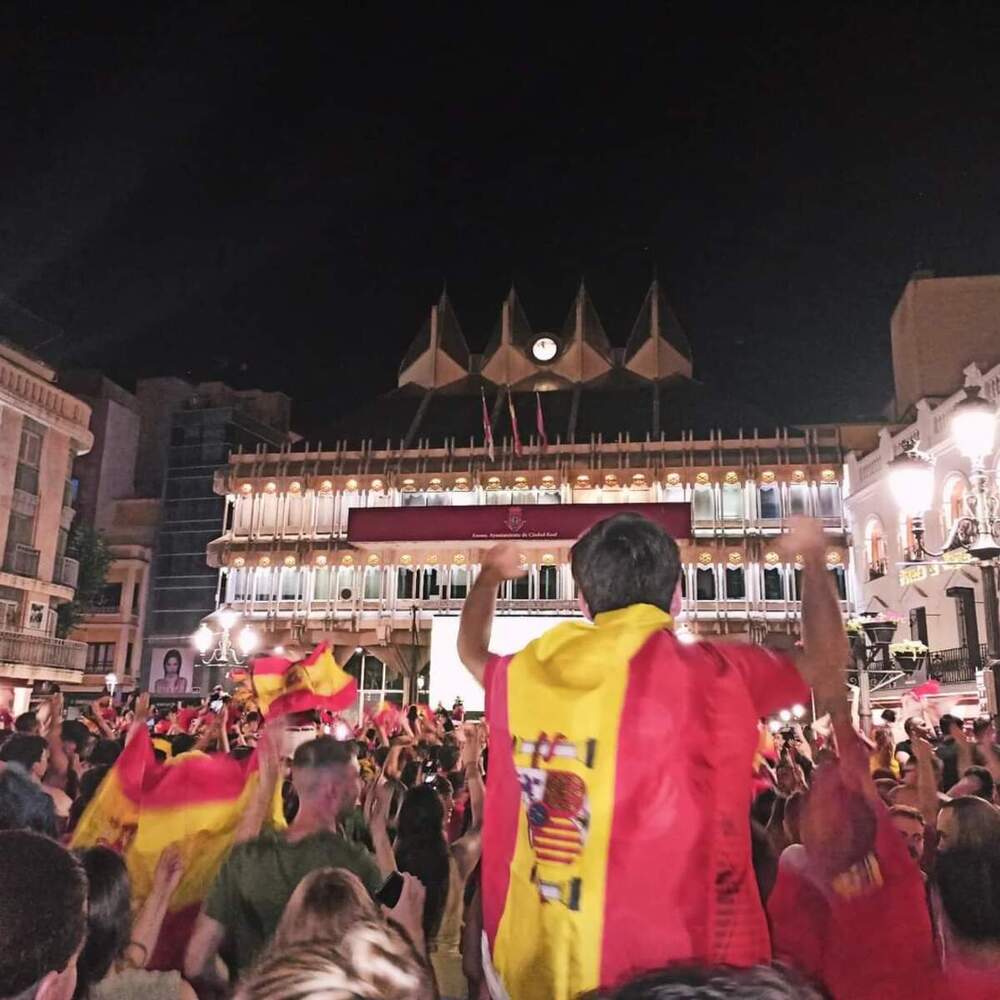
[759,484,781,519]
[692,485,714,521]
[829,565,847,600]
[941,475,968,536]
[725,565,746,599]
[763,565,784,600]
[864,517,887,581]
[695,566,716,601]
[539,565,559,599]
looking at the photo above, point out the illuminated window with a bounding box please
[899,515,918,562]
[692,485,714,521]
[865,517,888,580]
[721,483,743,520]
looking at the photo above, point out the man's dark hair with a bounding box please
[973,717,994,738]
[292,737,356,770]
[581,961,823,999]
[880,709,897,724]
[935,844,1000,943]
[61,719,92,751]
[438,744,460,773]
[171,734,197,756]
[87,738,122,767]
[0,734,47,771]
[0,831,88,997]
[963,765,995,802]
[0,767,58,837]
[571,513,681,617]
[939,714,963,738]
[13,711,37,734]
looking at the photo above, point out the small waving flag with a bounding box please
[508,388,523,456]
[481,388,495,462]
[252,642,357,719]
[536,391,548,451]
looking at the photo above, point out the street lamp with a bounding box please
[192,606,260,677]
[104,672,118,700]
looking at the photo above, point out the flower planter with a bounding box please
[862,621,898,645]
[893,652,923,674]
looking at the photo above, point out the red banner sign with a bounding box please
[347,502,691,543]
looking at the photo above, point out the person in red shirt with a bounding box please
[458,515,847,1000]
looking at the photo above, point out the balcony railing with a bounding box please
[54,555,80,589]
[928,644,989,685]
[3,544,40,578]
[0,629,87,673]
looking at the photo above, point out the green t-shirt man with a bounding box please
[204,826,382,975]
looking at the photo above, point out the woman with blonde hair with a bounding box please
[273,868,381,948]
[235,921,437,1000]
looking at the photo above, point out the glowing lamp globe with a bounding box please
[237,626,259,657]
[193,624,214,655]
[888,451,935,517]
[217,606,239,632]
[951,386,996,461]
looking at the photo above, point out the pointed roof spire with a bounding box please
[482,284,534,359]
[624,277,693,379]
[398,289,471,387]
[560,279,612,358]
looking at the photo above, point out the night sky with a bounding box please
[1,4,998,436]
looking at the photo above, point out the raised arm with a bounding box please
[784,518,850,721]
[38,693,69,788]
[129,844,184,967]
[233,724,282,844]
[453,722,485,880]
[457,543,525,686]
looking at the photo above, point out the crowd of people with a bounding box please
[0,514,998,999]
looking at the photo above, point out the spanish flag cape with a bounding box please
[251,642,357,719]
[71,728,285,969]
[482,604,805,1000]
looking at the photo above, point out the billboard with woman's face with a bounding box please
[150,646,195,694]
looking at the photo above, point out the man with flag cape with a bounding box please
[457,514,847,1000]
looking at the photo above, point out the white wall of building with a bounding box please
[845,361,1000,653]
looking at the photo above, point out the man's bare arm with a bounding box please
[457,543,525,686]
[184,912,228,992]
[786,518,850,720]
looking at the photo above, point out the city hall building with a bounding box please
[207,281,858,713]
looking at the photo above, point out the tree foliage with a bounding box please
[56,524,112,638]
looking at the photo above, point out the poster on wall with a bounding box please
[149,646,196,695]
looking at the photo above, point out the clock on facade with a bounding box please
[531,336,558,362]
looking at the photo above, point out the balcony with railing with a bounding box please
[927,644,989,685]
[3,544,40,578]
[0,628,87,673]
[54,555,80,589]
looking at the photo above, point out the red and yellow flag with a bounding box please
[482,603,808,1000]
[71,728,284,969]
[252,642,357,719]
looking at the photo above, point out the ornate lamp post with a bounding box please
[888,384,1000,710]
[193,606,260,690]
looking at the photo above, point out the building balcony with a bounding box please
[3,544,40,578]
[54,555,80,589]
[0,628,87,675]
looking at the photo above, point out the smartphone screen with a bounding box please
[375,870,404,908]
